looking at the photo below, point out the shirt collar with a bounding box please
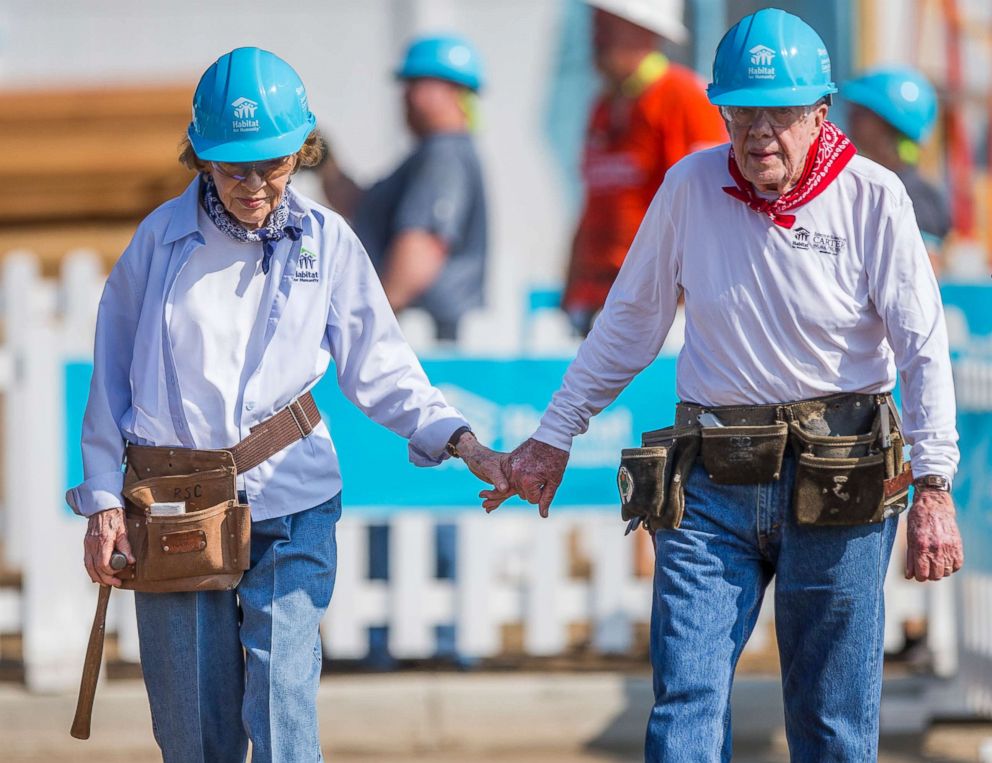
[162,176,205,245]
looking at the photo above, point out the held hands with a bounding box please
[905,489,964,582]
[479,438,569,518]
[83,507,135,587]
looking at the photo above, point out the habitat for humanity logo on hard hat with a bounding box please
[748,45,776,79]
[231,97,260,132]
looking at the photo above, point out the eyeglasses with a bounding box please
[719,105,813,129]
[211,156,295,182]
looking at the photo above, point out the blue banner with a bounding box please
[63,286,992,536]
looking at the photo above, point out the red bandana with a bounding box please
[722,121,856,229]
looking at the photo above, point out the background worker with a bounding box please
[486,9,962,760]
[323,34,487,341]
[844,66,951,274]
[562,0,726,336]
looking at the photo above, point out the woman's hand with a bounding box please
[452,432,514,499]
[83,508,135,587]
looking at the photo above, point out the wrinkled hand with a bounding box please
[905,489,964,582]
[481,438,569,517]
[83,507,135,587]
[455,432,512,495]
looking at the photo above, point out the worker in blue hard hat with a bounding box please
[323,33,488,341]
[844,66,950,272]
[486,8,962,760]
[70,46,509,759]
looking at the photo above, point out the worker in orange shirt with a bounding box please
[564,0,727,335]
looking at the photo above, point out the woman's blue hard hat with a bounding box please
[707,8,837,107]
[188,47,317,163]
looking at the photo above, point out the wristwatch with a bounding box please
[913,474,951,492]
[445,426,473,459]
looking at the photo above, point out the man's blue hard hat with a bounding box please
[396,34,484,92]
[842,67,938,143]
[707,8,837,107]
[188,47,317,163]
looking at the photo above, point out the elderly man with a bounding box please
[485,9,962,761]
[564,0,725,335]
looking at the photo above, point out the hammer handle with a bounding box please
[70,584,112,740]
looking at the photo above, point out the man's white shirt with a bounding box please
[534,145,959,481]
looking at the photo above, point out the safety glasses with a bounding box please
[719,105,813,129]
[211,155,295,182]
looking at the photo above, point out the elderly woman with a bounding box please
[68,47,507,762]
[486,9,963,761]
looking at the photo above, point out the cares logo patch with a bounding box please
[231,97,260,133]
[791,226,847,256]
[748,45,776,80]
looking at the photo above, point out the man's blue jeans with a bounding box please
[134,493,341,763]
[646,456,898,762]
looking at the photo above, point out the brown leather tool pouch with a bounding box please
[118,445,249,592]
[624,425,700,531]
[699,423,788,484]
[790,394,909,526]
[619,445,673,524]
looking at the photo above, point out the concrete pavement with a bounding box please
[2,672,988,762]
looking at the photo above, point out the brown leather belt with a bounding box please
[229,391,320,472]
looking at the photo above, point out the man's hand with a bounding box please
[83,507,135,587]
[481,438,569,518]
[905,489,964,582]
[454,432,512,495]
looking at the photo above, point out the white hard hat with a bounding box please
[586,0,688,44]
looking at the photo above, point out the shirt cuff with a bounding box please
[909,450,958,486]
[531,424,574,453]
[65,471,125,517]
[408,416,470,467]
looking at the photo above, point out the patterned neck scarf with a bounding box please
[722,121,856,229]
[200,174,302,274]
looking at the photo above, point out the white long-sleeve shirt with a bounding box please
[66,177,468,519]
[534,145,959,481]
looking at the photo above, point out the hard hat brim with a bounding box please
[585,0,689,44]
[708,84,837,108]
[188,115,317,163]
[395,65,482,92]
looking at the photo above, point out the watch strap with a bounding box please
[445,426,473,459]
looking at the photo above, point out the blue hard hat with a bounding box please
[842,67,938,143]
[707,8,837,107]
[188,47,317,163]
[396,34,484,92]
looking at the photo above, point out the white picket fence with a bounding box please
[0,250,972,710]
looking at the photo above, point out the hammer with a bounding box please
[70,551,129,740]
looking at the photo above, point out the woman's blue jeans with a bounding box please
[134,493,341,763]
[646,456,898,762]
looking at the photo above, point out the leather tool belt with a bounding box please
[72,392,321,739]
[617,392,912,533]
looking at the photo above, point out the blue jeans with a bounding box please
[645,457,897,762]
[134,493,341,763]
